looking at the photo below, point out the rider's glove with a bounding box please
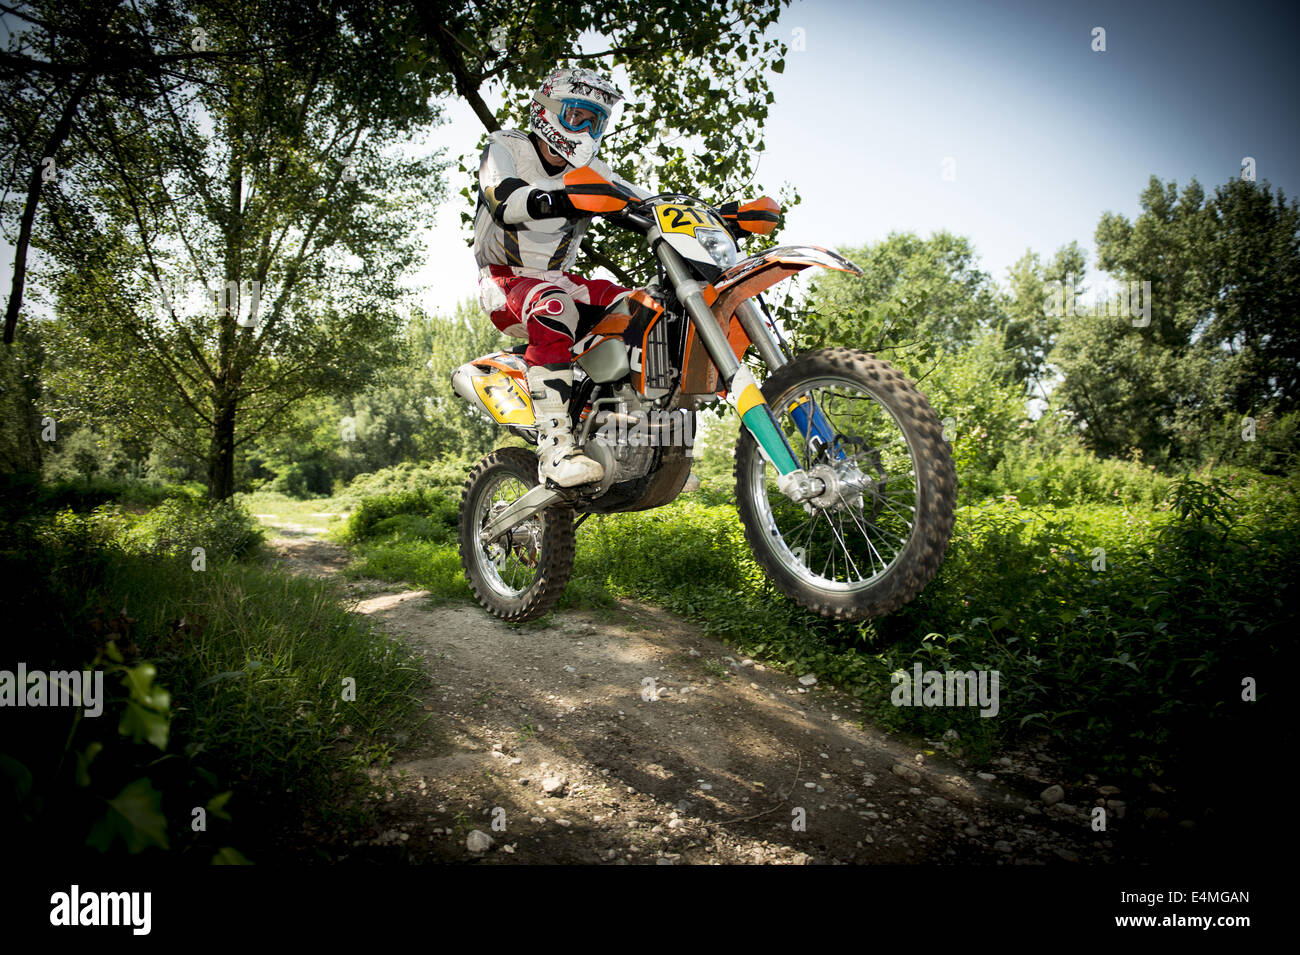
[526,188,580,220]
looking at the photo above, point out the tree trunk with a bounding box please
[207,392,237,500]
[206,119,245,501]
[0,333,45,479]
[4,72,95,344]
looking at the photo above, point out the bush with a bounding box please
[878,478,1292,780]
[1,498,420,862]
[335,457,478,504]
[989,439,1172,507]
[1199,409,1300,475]
[336,459,477,509]
[33,477,204,514]
[341,488,459,544]
[126,497,264,562]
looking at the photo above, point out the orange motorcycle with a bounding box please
[453,168,956,622]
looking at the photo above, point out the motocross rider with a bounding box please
[473,66,650,487]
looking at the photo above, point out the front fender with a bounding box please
[712,245,863,321]
[679,245,864,396]
[717,245,863,287]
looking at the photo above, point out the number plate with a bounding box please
[471,372,535,426]
[655,203,719,235]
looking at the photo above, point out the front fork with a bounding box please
[657,246,832,502]
[734,298,843,463]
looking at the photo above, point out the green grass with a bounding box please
[108,558,424,785]
[1,493,424,862]
[336,469,1294,788]
[347,537,471,602]
[239,489,350,534]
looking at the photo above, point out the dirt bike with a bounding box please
[452,166,956,623]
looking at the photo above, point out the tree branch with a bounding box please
[423,16,498,133]
[580,237,633,285]
[4,70,92,343]
[88,96,218,384]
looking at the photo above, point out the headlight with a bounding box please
[694,227,737,269]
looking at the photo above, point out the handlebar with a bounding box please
[591,191,732,238]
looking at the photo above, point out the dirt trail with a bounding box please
[269,529,1120,865]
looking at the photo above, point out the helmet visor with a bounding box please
[557,98,610,137]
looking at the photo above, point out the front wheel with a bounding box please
[735,348,956,621]
[459,447,575,621]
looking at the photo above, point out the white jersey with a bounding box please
[472,128,648,275]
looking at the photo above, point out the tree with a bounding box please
[0,326,44,479]
[1,0,203,477]
[409,0,795,284]
[8,0,796,496]
[28,0,446,497]
[1,0,303,344]
[925,328,1029,500]
[999,241,1086,400]
[1050,175,1299,467]
[1200,178,1300,421]
[795,231,1005,373]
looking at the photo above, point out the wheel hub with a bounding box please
[806,462,870,511]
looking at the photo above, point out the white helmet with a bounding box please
[529,67,623,168]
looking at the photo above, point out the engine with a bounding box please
[578,386,695,489]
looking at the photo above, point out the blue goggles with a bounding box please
[556,98,610,137]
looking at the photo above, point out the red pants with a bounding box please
[481,265,629,366]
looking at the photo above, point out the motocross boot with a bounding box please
[526,364,604,487]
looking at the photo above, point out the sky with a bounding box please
[4,0,1298,319]
[408,0,1300,315]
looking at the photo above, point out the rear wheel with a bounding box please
[735,348,956,620]
[459,447,575,621]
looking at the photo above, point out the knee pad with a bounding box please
[525,288,579,339]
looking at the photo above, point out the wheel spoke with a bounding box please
[476,473,547,599]
[843,502,890,570]
[828,509,864,582]
[750,372,922,594]
[870,491,916,521]
[799,508,824,554]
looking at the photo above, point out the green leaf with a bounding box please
[122,663,171,714]
[75,742,103,787]
[206,790,234,821]
[87,778,169,853]
[122,661,157,699]
[120,699,170,750]
[212,847,253,865]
